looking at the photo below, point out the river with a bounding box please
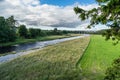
[0,35,88,63]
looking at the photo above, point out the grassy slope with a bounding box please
[0,34,80,47]
[0,36,90,80]
[79,35,120,80]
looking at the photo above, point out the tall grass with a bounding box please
[0,36,90,80]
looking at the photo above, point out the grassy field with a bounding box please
[0,36,90,80]
[0,34,80,47]
[79,35,120,80]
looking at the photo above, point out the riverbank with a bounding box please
[0,36,90,80]
[0,35,88,61]
[0,34,80,47]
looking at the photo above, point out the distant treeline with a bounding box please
[18,25,69,39]
[0,16,75,43]
[75,30,107,34]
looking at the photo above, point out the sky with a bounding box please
[0,0,108,30]
[41,0,96,6]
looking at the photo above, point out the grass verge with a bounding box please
[0,36,90,80]
[79,35,120,80]
[0,34,80,47]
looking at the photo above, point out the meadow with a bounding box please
[0,35,120,80]
[0,36,90,80]
[79,35,120,80]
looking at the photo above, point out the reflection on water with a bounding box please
[0,46,16,54]
[0,36,85,54]
[0,42,41,54]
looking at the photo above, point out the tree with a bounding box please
[53,28,58,35]
[18,25,28,38]
[0,16,16,43]
[29,28,37,38]
[35,29,41,36]
[39,30,47,37]
[6,16,17,41]
[6,15,16,28]
[74,0,120,79]
[62,30,68,34]
[74,0,120,42]
[53,28,62,35]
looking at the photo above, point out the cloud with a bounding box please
[0,0,99,30]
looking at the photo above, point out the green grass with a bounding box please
[0,34,80,47]
[79,35,120,80]
[0,36,90,80]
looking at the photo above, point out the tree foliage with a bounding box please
[18,25,28,38]
[0,16,16,43]
[104,57,120,80]
[52,28,63,35]
[29,28,38,38]
[6,16,16,28]
[74,0,120,41]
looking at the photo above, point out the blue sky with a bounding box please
[41,0,96,6]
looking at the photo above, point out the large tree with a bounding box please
[74,0,120,42]
[74,0,120,79]
[6,16,16,28]
[0,16,16,43]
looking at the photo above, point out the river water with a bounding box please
[0,35,87,63]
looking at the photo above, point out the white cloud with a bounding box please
[0,0,102,30]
